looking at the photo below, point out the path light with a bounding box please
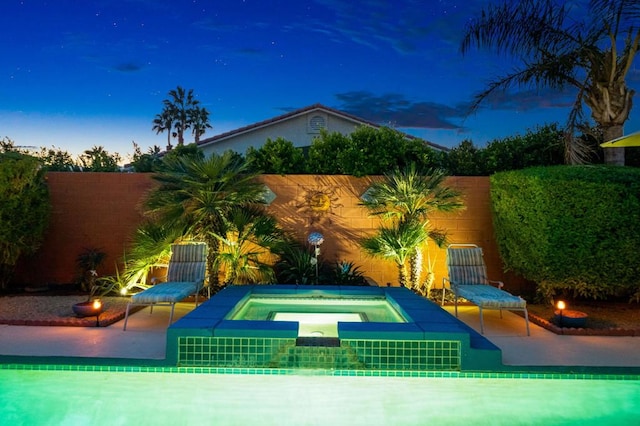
[308,232,324,284]
[93,299,102,327]
[556,300,566,326]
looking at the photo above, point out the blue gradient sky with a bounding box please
[2,0,639,162]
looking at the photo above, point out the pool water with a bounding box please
[1,368,639,425]
[228,296,406,337]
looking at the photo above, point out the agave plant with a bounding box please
[332,261,367,286]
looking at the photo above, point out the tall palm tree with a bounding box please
[164,86,200,146]
[461,0,639,165]
[361,165,464,292]
[144,151,268,289]
[190,105,212,143]
[361,221,428,288]
[152,109,174,151]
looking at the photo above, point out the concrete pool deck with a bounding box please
[1,301,639,370]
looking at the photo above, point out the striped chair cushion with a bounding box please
[446,247,487,286]
[169,243,207,262]
[166,244,207,283]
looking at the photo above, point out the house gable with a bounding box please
[196,103,448,156]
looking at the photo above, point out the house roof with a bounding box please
[196,103,450,151]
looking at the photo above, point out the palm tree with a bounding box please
[461,0,639,165]
[361,221,428,288]
[152,109,174,151]
[214,205,282,285]
[190,105,212,143]
[144,151,267,289]
[164,86,199,146]
[361,165,464,293]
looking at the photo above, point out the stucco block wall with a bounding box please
[15,173,525,293]
[15,173,155,285]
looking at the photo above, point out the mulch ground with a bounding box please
[0,295,141,327]
[521,303,640,336]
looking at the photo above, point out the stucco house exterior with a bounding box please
[195,103,448,157]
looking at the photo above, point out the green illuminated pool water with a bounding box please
[226,296,406,338]
[228,296,407,322]
[1,368,638,425]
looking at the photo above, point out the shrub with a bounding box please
[246,137,306,174]
[491,165,640,300]
[0,152,50,290]
[307,130,350,174]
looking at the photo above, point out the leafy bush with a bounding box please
[246,137,306,174]
[491,165,640,300]
[307,126,442,176]
[0,152,50,290]
[307,129,350,174]
[444,140,485,176]
[274,243,322,284]
[482,124,565,174]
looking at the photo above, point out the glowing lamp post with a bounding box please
[308,232,324,284]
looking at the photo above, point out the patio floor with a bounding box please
[1,303,639,369]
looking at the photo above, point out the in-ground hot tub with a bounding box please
[166,285,502,371]
[227,294,407,337]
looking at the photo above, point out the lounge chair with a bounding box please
[442,244,530,335]
[123,243,207,330]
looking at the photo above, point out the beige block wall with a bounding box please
[15,173,527,293]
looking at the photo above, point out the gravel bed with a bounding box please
[0,295,137,327]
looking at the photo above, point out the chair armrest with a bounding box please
[488,279,504,289]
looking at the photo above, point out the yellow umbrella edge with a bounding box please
[600,132,640,148]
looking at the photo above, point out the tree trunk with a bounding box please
[205,236,220,290]
[398,262,409,288]
[423,271,435,298]
[602,124,625,166]
[409,249,423,291]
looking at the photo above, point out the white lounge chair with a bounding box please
[123,243,207,330]
[442,244,529,335]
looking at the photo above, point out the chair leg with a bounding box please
[454,296,459,317]
[523,308,530,336]
[478,306,485,334]
[168,303,176,326]
[123,303,131,331]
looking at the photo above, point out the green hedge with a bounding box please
[490,165,640,300]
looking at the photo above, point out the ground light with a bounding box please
[556,300,566,326]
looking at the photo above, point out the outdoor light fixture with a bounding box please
[93,299,103,327]
[308,232,324,284]
[556,300,566,327]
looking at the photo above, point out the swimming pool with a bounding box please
[165,285,504,371]
[1,367,638,425]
